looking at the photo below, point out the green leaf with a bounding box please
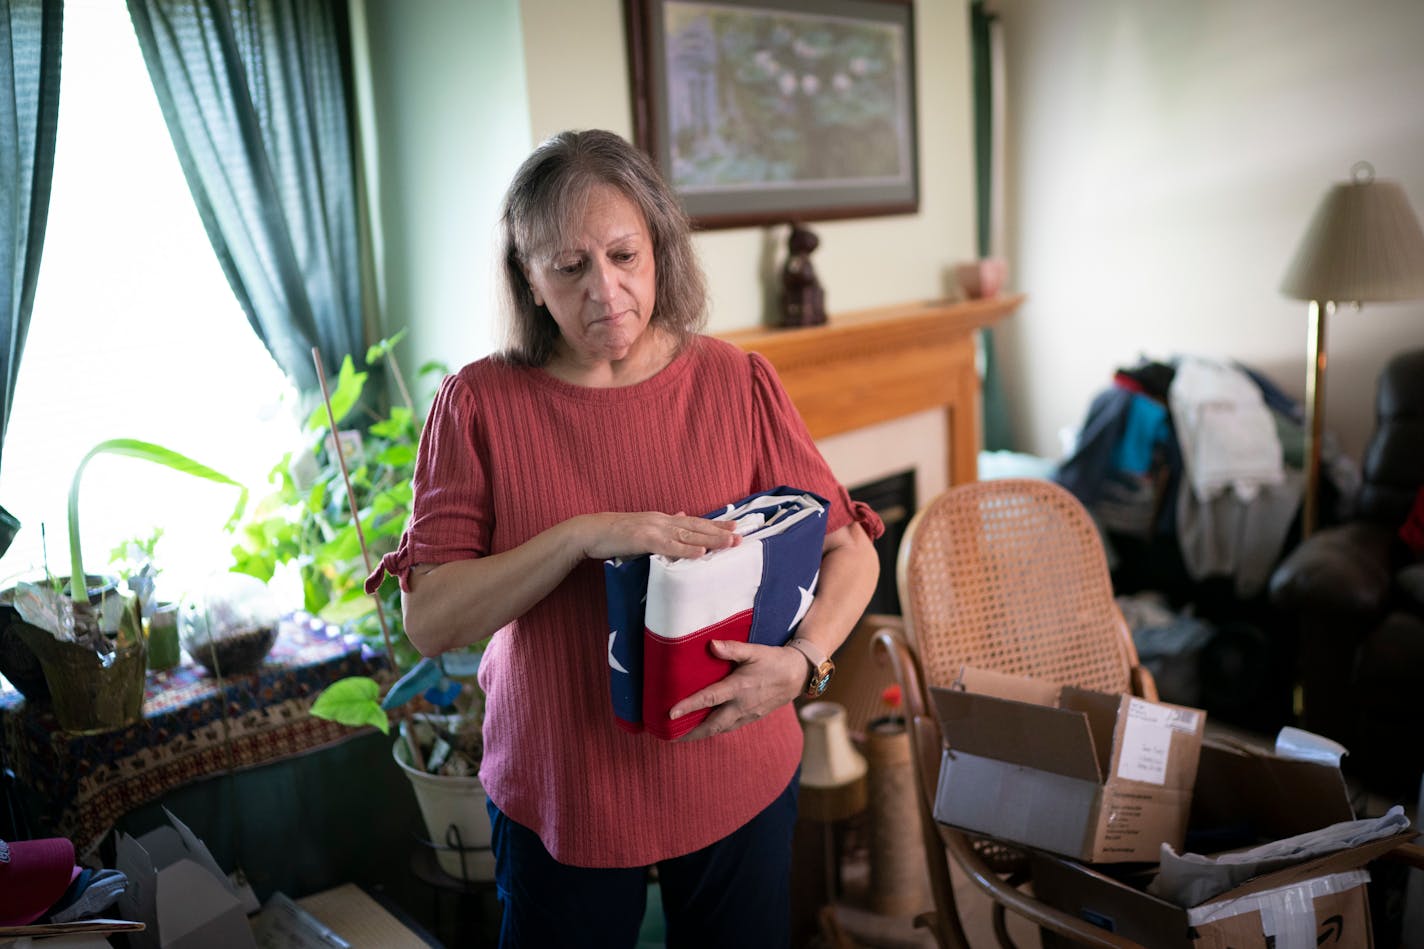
[322,524,364,562]
[368,411,412,439]
[305,356,366,431]
[310,676,390,733]
[365,329,408,365]
[374,443,415,467]
[68,439,249,601]
[306,479,328,515]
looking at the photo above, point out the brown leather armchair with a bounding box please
[1269,348,1424,796]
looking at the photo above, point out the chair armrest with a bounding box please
[1269,522,1395,615]
[870,623,973,949]
[942,829,1147,948]
[872,623,1150,949]
[1382,840,1424,870]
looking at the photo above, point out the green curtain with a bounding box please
[125,0,364,395]
[971,0,1012,452]
[0,0,61,554]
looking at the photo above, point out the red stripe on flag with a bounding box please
[642,609,754,740]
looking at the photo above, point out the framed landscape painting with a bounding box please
[625,0,919,229]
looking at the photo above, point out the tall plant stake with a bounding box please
[311,347,425,771]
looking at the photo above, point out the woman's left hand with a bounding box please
[668,640,807,741]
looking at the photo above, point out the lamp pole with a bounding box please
[1302,299,1332,538]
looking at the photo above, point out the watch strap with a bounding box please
[787,637,834,697]
[787,637,828,672]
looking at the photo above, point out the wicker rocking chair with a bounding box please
[871,478,1158,948]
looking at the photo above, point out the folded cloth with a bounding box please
[1148,805,1410,907]
[0,836,78,927]
[605,486,828,739]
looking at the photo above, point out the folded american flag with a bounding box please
[604,487,829,739]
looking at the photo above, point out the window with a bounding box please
[0,0,301,601]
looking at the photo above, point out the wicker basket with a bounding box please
[12,620,146,734]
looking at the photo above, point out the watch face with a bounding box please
[808,663,834,697]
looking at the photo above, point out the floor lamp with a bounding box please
[1279,161,1424,537]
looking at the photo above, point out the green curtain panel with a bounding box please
[0,0,62,484]
[971,0,1012,452]
[126,0,364,394]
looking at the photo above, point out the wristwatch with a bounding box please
[787,638,835,698]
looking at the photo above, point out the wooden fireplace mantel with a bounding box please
[719,294,1023,486]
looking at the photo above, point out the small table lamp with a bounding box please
[1280,161,1424,536]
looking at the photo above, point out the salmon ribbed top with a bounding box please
[371,335,881,867]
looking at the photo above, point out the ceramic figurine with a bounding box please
[780,223,826,327]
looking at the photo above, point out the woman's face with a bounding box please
[523,184,658,368]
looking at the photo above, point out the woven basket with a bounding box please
[12,620,146,734]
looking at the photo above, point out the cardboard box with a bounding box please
[115,808,258,949]
[1029,736,1418,948]
[928,666,1206,863]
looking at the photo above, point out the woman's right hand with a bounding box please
[575,512,741,562]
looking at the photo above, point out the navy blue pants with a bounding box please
[486,771,799,948]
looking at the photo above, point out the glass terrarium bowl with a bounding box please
[179,573,281,676]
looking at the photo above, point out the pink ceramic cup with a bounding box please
[955,258,1008,299]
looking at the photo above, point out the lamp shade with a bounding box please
[1280,162,1424,303]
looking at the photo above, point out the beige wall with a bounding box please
[363,0,977,373]
[994,0,1424,463]
[360,0,1424,471]
[521,0,979,333]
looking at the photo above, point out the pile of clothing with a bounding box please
[1054,355,1357,600]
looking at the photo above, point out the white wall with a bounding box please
[995,0,1424,463]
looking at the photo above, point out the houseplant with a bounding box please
[109,528,181,670]
[227,333,465,707]
[6,439,247,731]
[230,334,492,878]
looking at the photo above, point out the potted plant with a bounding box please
[6,440,247,732]
[229,334,492,879]
[108,528,183,671]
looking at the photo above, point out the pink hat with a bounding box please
[0,837,77,927]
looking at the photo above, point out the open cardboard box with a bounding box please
[1029,734,1419,948]
[114,809,258,949]
[928,666,1206,863]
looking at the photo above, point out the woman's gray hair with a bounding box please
[498,129,708,366]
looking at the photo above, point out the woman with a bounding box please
[368,129,882,947]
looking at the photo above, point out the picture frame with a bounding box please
[625,0,919,230]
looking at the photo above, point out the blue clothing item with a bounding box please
[1111,394,1170,477]
[1055,384,1185,540]
[487,770,800,948]
[1054,386,1134,508]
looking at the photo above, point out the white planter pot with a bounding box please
[393,738,496,881]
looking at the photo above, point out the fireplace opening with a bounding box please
[849,469,916,617]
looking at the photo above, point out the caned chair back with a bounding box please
[897,477,1140,697]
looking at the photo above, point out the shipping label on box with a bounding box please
[929,667,1205,863]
